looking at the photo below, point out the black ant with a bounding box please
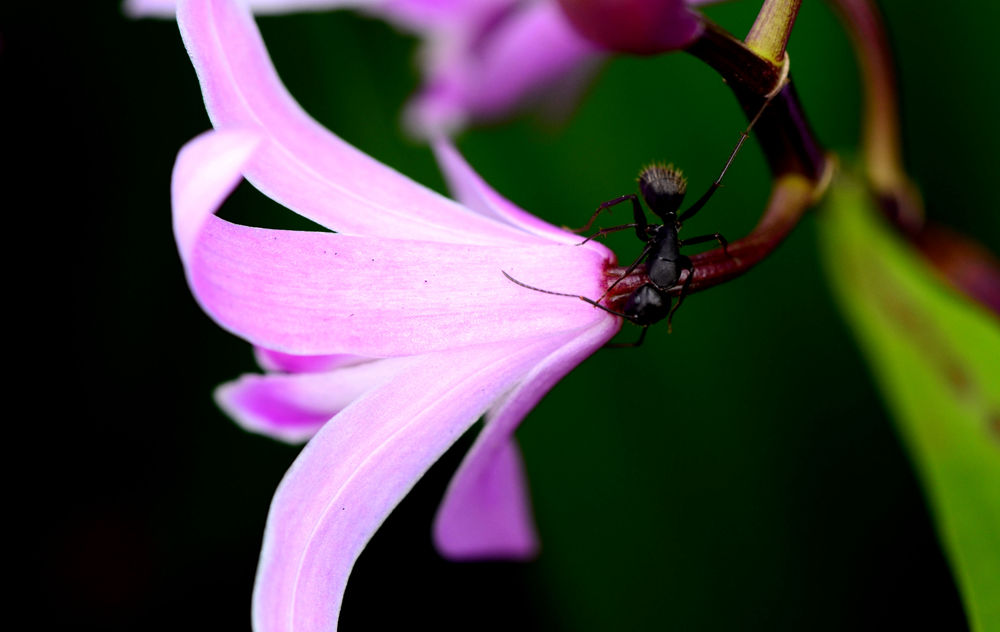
[504,98,773,347]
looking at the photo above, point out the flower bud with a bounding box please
[555,0,703,55]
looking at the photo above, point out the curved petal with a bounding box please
[177,0,544,246]
[215,357,412,442]
[462,1,602,117]
[252,336,570,632]
[374,0,513,33]
[171,123,613,356]
[433,314,618,559]
[253,347,372,373]
[125,0,374,17]
[431,138,611,254]
[435,437,536,560]
[405,1,602,135]
[171,128,261,265]
[189,217,609,355]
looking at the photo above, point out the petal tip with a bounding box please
[171,129,262,263]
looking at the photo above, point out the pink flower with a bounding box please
[128,0,711,136]
[171,0,619,628]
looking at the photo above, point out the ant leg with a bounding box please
[578,223,642,245]
[604,326,649,349]
[666,259,695,333]
[680,232,729,256]
[576,195,649,242]
[595,243,653,303]
[572,194,638,233]
[678,92,777,224]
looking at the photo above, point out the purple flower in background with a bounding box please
[128,0,711,136]
[171,0,618,628]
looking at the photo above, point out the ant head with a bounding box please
[638,163,687,221]
[623,284,671,326]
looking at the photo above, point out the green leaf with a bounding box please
[820,176,1000,631]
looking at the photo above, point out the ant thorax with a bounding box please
[647,237,685,291]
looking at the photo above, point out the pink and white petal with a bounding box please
[463,1,602,119]
[187,216,610,355]
[402,81,469,140]
[178,0,543,246]
[432,138,612,255]
[171,128,261,265]
[171,125,612,356]
[254,347,373,373]
[374,0,513,33]
[215,356,413,442]
[125,0,375,17]
[435,436,538,560]
[252,336,568,632]
[433,314,618,559]
[406,2,602,135]
[125,0,181,16]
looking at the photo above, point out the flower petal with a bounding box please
[435,437,537,560]
[458,1,601,118]
[177,0,543,245]
[171,129,261,265]
[215,357,412,442]
[433,315,618,559]
[431,138,609,252]
[125,0,374,18]
[252,336,570,632]
[405,1,602,135]
[188,216,609,355]
[253,347,371,373]
[374,0,512,33]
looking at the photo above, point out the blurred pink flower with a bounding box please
[129,0,711,136]
[171,0,619,628]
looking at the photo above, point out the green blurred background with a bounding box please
[22,0,999,629]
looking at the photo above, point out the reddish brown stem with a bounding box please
[829,0,1000,316]
[686,21,826,182]
[604,172,825,311]
[827,0,923,233]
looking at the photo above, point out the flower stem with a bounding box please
[827,0,923,233]
[683,170,829,292]
[604,169,833,307]
[745,0,802,66]
[828,0,1000,315]
[685,20,826,182]
[685,21,782,105]
[647,9,830,305]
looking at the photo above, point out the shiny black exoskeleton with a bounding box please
[502,96,774,347]
[578,163,728,338]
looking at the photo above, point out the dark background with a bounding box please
[11,0,999,629]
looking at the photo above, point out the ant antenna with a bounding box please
[678,92,777,223]
[501,271,632,320]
